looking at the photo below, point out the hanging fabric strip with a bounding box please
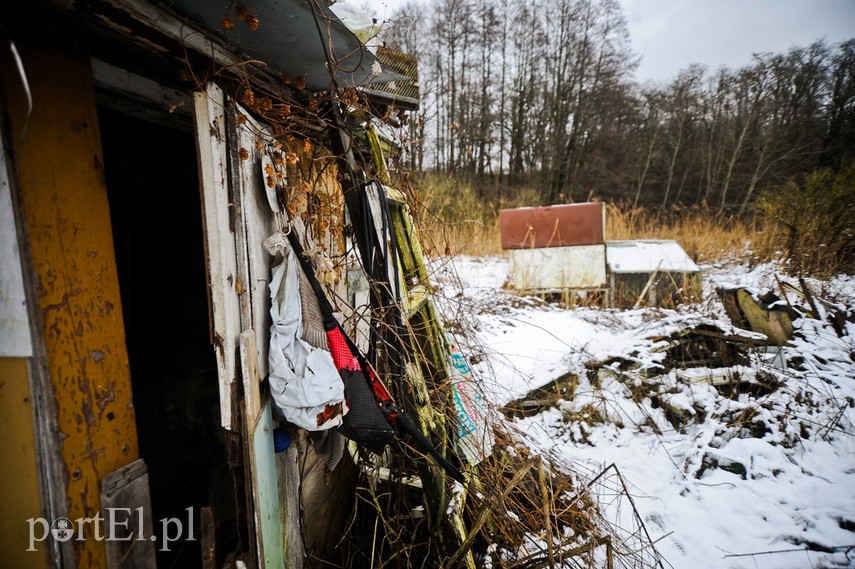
[267,240,347,431]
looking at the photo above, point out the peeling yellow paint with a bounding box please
[14,35,140,568]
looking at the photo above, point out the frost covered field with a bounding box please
[433,256,855,568]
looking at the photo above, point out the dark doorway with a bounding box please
[98,105,237,568]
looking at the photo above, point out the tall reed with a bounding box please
[409,174,767,264]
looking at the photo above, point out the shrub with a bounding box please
[410,174,541,256]
[758,165,855,276]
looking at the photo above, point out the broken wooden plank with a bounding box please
[100,459,156,569]
[230,102,277,379]
[682,326,768,347]
[240,330,285,569]
[735,289,794,346]
[194,82,242,431]
[250,402,285,569]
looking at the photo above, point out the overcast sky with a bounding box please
[363,0,855,83]
[619,0,855,83]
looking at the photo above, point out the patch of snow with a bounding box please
[435,254,855,568]
[608,239,700,273]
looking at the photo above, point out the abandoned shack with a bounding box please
[606,240,702,308]
[500,204,701,307]
[0,1,495,568]
[500,202,608,293]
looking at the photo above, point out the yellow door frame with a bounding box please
[8,31,141,568]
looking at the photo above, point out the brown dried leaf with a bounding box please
[242,87,255,107]
[245,13,260,31]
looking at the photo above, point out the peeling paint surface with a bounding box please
[15,36,139,567]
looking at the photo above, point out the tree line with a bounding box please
[384,0,855,213]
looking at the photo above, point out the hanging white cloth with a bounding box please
[268,243,347,430]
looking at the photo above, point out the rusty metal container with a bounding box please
[499,202,605,249]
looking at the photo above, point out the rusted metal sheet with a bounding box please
[500,202,605,249]
[15,35,140,567]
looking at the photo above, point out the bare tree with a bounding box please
[388,0,853,214]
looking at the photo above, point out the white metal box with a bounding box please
[509,244,607,290]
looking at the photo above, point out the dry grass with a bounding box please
[408,174,773,264]
[419,220,505,257]
[409,175,514,257]
[604,204,762,264]
[424,204,764,263]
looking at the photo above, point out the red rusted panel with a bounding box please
[500,203,605,249]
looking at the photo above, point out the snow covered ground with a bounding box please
[431,255,855,568]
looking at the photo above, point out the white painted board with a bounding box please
[230,103,276,380]
[194,83,242,430]
[509,244,607,290]
[0,131,32,357]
